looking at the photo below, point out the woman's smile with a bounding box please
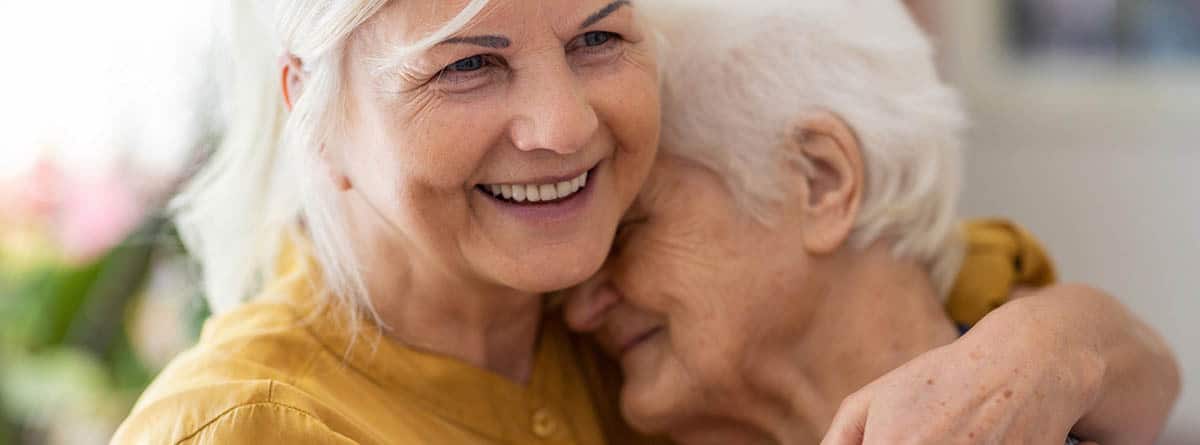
[473,158,607,224]
[478,167,592,204]
[476,164,599,223]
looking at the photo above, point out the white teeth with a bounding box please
[526,184,541,202]
[483,170,590,203]
[539,184,557,201]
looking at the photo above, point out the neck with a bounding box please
[370,267,545,383]
[345,205,545,384]
[738,243,960,444]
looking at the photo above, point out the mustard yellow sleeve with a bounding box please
[112,395,361,445]
[944,219,1058,327]
[175,402,359,445]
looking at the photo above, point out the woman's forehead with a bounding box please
[357,0,633,49]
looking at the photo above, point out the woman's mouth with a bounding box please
[474,164,600,223]
[619,326,663,357]
[477,169,590,204]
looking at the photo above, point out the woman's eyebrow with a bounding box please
[580,0,632,29]
[440,35,511,49]
[432,1,631,50]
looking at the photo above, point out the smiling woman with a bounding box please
[111,1,663,444]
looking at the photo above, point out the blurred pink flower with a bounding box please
[1,158,63,226]
[57,172,144,263]
[2,157,145,264]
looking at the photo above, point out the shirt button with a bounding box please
[531,408,558,438]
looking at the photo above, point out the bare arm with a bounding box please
[821,284,1179,445]
[1000,284,1181,444]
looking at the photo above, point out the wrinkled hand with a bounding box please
[820,308,1104,445]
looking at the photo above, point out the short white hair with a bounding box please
[642,0,966,295]
[173,0,491,317]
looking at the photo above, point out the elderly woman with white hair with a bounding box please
[114,0,666,443]
[566,0,1180,443]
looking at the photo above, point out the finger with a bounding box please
[820,394,870,445]
[563,279,621,333]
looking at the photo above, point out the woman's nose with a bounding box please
[564,282,622,333]
[509,63,599,155]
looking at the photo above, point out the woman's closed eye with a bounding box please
[611,214,649,257]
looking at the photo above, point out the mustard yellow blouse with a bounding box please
[111,219,1052,444]
[111,268,651,444]
[945,219,1057,326]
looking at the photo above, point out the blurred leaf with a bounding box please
[66,218,164,357]
[108,329,154,395]
[0,403,14,445]
[0,262,103,350]
[186,292,211,342]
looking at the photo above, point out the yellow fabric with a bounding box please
[945,219,1058,327]
[111,247,656,445]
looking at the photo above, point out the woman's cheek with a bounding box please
[605,85,660,203]
[593,45,660,126]
[398,101,507,188]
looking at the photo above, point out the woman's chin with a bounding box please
[620,381,682,437]
[513,272,594,295]
[490,251,608,294]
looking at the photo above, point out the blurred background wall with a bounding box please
[0,1,1196,444]
[914,1,1200,443]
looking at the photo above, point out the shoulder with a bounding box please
[181,402,356,445]
[113,381,357,445]
[947,219,1058,326]
[112,301,362,444]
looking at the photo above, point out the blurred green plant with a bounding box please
[0,216,207,445]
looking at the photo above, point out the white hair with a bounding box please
[172,0,491,317]
[642,0,967,295]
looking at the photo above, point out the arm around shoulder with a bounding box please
[998,283,1182,444]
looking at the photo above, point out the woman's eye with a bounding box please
[583,31,614,47]
[433,54,504,91]
[447,55,487,73]
[570,31,622,53]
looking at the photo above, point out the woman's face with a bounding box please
[334,0,660,294]
[568,155,826,437]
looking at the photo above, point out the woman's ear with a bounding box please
[281,54,305,111]
[786,112,864,255]
[282,55,350,191]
